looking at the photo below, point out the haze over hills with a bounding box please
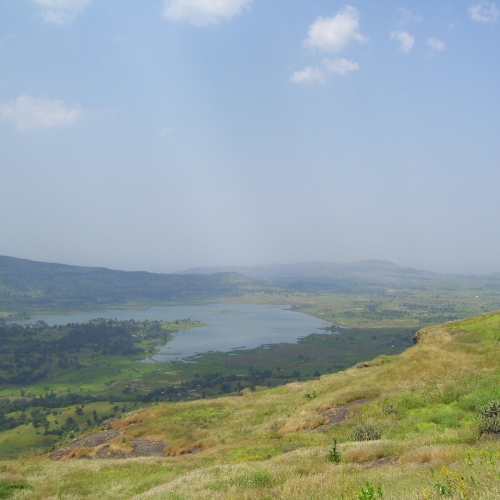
[177,260,491,285]
[2,255,500,315]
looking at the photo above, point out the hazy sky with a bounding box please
[1,1,499,274]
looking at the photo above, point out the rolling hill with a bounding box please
[0,256,261,313]
[178,259,488,290]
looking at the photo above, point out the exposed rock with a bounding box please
[316,398,374,431]
[413,331,423,344]
[129,438,166,457]
[100,418,117,430]
[49,430,167,460]
[49,430,121,460]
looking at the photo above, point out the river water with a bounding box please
[20,304,330,362]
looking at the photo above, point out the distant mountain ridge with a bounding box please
[2,255,499,314]
[0,256,258,312]
[178,260,444,282]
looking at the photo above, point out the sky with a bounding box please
[0,0,499,275]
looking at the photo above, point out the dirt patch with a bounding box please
[49,430,167,461]
[316,399,374,431]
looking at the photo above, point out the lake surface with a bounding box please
[20,304,330,362]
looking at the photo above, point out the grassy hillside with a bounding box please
[2,312,500,498]
[0,256,263,314]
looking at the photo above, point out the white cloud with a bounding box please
[290,67,326,85]
[397,8,423,25]
[163,0,252,26]
[427,37,446,51]
[323,58,359,75]
[33,0,91,25]
[303,6,367,53]
[390,30,415,54]
[292,6,364,85]
[468,2,499,23]
[0,95,84,131]
[291,58,359,85]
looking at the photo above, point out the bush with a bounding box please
[0,480,32,498]
[382,403,397,415]
[327,439,341,463]
[356,482,383,500]
[477,399,500,433]
[350,423,382,441]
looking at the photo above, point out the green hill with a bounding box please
[2,311,500,498]
[0,256,261,314]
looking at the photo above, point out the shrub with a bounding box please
[350,423,382,442]
[0,480,32,499]
[304,390,317,399]
[382,403,397,415]
[477,399,500,433]
[327,438,341,463]
[356,481,383,500]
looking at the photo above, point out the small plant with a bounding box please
[350,423,382,441]
[304,390,317,399]
[382,403,397,415]
[356,481,383,500]
[327,438,341,463]
[430,466,468,498]
[434,483,452,496]
[477,399,500,433]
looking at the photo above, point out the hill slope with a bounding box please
[0,256,260,312]
[3,311,500,498]
[178,260,481,292]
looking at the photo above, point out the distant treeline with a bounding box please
[136,367,307,403]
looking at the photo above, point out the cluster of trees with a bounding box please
[135,367,300,403]
[0,319,175,385]
[0,392,118,432]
